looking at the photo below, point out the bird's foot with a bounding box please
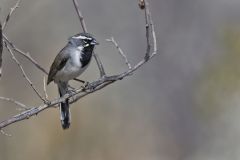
[81,81,89,91]
[81,81,95,91]
[67,88,77,96]
[83,81,89,88]
[44,99,51,105]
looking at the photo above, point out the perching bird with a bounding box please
[47,33,99,129]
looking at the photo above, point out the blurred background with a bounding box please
[1,0,240,159]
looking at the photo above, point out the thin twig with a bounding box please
[2,0,21,30]
[43,77,48,100]
[0,22,3,77]
[93,52,106,77]
[143,0,151,60]
[106,37,132,69]
[4,42,47,103]
[72,0,87,32]
[0,96,28,110]
[3,35,48,75]
[148,6,157,57]
[1,0,21,77]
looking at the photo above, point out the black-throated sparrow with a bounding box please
[47,33,99,129]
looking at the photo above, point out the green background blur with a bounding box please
[1,0,240,160]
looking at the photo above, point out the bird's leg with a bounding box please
[73,78,90,89]
[67,85,77,95]
[68,85,75,90]
[73,78,85,83]
[81,81,97,92]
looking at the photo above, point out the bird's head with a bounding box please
[69,33,99,48]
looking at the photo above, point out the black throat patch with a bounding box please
[80,45,94,68]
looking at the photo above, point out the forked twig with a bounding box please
[0,0,18,77]
[2,0,21,30]
[106,37,132,69]
[4,42,47,103]
[3,35,48,74]
[43,77,48,100]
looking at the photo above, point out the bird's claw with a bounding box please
[81,81,95,91]
[67,89,77,96]
[81,81,89,91]
[44,99,51,105]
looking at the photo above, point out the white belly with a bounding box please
[54,50,89,82]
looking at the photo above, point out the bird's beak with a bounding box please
[91,39,99,45]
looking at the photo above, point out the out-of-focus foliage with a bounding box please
[192,27,240,160]
[196,27,240,119]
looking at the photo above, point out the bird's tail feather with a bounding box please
[58,83,71,129]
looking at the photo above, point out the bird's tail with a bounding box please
[58,82,70,129]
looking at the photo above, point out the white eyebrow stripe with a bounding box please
[74,35,92,40]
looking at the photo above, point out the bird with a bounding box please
[47,33,99,129]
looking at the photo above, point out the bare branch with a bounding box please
[0,0,158,129]
[106,37,132,69]
[43,77,48,100]
[143,0,151,60]
[0,55,154,129]
[0,22,3,77]
[0,53,157,128]
[148,6,157,57]
[72,0,87,32]
[4,42,47,103]
[3,35,48,75]
[93,52,106,77]
[2,0,21,30]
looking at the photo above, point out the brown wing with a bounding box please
[47,47,70,84]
